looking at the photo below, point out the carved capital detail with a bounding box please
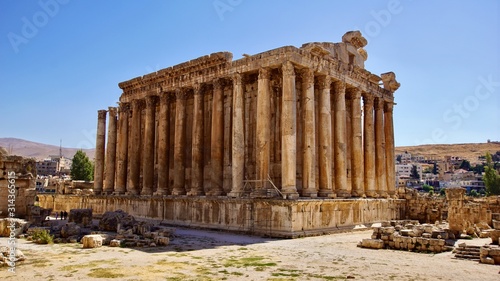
[258,68,270,80]
[108,107,118,117]
[282,61,295,77]
[333,80,346,94]
[384,101,394,112]
[348,88,361,100]
[145,95,157,107]
[175,88,189,100]
[374,97,385,110]
[363,94,374,106]
[193,82,202,95]
[301,68,314,87]
[97,110,107,119]
[317,75,331,90]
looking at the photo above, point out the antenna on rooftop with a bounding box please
[59,139,62,158]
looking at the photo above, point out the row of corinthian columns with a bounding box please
[94,61,396,198]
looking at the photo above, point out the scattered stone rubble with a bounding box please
[358,220,454,253]
[1,209,173,255]
[0,246,25,267]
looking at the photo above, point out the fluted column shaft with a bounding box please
[334,81,349,197]
[375,97,388,197]
[252,68,271,197]
[281,61,299,199]
[301,68,317,198]
[115,103,128,195]
[189,85,205,196]
[141,96,156,195]
[229,73,245,197]
[208,79,224,196]
[127,99,141,195]
[156,95,170,196]
[363,95,376,197]
[172,89,187,195]
[104,107,117,194]
[93,109,106,194]
[318,76,334,197]
[385,102,396,196]
[350,89,364,197]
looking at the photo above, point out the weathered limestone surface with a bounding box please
[82,234,103,248]
[38,194,404,238]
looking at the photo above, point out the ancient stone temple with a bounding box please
[40,31,404,237]
[94,30,399,199]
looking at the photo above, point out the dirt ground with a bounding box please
[1,227,499,281]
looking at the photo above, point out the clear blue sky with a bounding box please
[1,0,499,148]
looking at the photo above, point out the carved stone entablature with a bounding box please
[381,72,400,93]
[341,30,368,49]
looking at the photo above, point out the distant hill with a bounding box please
[0,138,95,160]
[395,142,500,163]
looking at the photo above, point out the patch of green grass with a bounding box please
[237,247,248,250]
[87,268,125,278]
[224,256,277,268]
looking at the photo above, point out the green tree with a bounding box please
[483,152,500,195]
[473,164,484,174]
[422,184,433,193]
[71,150,94,181]
[410,165,420,180]
[459,160,471,171]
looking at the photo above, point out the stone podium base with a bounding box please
[37,194,405,238]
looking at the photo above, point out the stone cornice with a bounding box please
[118,38,396,104]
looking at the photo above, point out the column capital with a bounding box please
[348,88,362,100]
[193,82,202,94]
[213,78,223,90]
[301,68,314,87]
[384,101,394,112]
[159,93,173,103]
[282,61,295,77]
[317,75,331,90]
[258,68,270,80]
[118,102,130,112]
[333,80,346,92]
[362,94,374,105]
[145,95,158,107]
[97,109,107,119]
[375,97,385,110]
[108,107,118,116]
[175,88,189,100]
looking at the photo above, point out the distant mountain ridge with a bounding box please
[0,138,95,160]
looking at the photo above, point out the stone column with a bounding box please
[301,68,317,198]
[156,94,170,196]
[93,109,106,195]
[172,89,187,196]
[350,89,364,197]
[127,99,142,195]
[385,101,396,197]
[281,61,299,199]
[318,76,334,197]
[229,73,245,197]
[333,81,349,197]
[104,106,117,194]
[208,79,224,196]
[189,84,205,196]
[251,68,271,197]
[375,97,388,197]
[363,94,377,197]
[115,103,128,195]
[141,95,156,196]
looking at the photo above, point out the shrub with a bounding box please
[31,228,54,244]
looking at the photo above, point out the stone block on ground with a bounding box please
[60,222,81,238]
[0,218,29,237]
[99,210,136,232]
[360,239,384,249]
[82,234,103,248]
[68,209,93,227]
